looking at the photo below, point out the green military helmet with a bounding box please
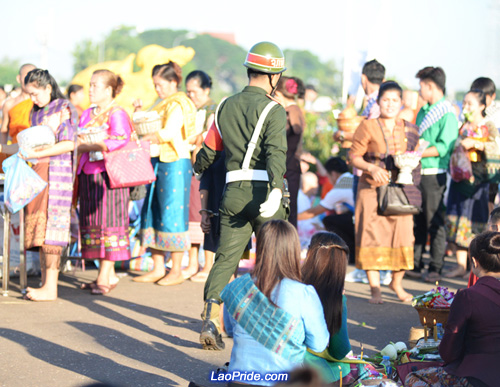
[244,41,286,74]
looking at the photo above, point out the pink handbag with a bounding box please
[103,139,156,189]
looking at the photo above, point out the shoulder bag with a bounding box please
[376,119,420,216]
[103,116,156,189]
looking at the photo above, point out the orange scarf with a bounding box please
[8,98,34,143]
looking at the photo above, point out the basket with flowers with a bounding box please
[412,286,455,326]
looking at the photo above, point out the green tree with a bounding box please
[104,26,143,63]
[0,58,20,86]
[302,111,337,164]
[284,49,341,97]
[71,27,342,102]
[139,28,189,49]
[72,40,98,73]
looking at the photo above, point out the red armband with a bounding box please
[204,121,224,151]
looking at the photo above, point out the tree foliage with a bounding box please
[71,26,342,159]
[0,58,20,86]
[284,50,341,98]
[71,26,341,101]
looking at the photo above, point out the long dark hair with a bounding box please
[252,220,301,305]
[24,69,65,110]
[302,232,348,336]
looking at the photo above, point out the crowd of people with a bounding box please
[0,40,499,386]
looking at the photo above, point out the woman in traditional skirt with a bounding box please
[77,70,132,295]
[183,70,217,280]
[133,61,197,286]
[22,69,78,301]
[445,90,500,278]
[274,76,306,229]
[350,81,421,304]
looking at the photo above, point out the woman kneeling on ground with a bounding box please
[302,232,372,385]
[221,220,329,386]
[405,231,500,387]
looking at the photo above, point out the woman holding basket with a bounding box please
[16,69,79,301]
[133,61,197,286]
[445,89,500,278]
[77,69,132,295]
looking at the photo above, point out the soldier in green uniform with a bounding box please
[194,41,288,350]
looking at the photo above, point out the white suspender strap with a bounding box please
[241,101,278,171]
[213,98,226,140]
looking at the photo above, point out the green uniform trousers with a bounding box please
[203,181,287,302]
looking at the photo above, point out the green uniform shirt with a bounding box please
[195,86,287,189]
[416,97,459,171]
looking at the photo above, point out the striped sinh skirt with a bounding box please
[140,157,191,252]
[79,171,130,261]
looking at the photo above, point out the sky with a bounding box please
[1,0,499,96]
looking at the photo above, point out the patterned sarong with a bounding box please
[30,99,78,247]
[140,157,191,251]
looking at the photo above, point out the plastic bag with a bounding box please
[2,153,47,213]
[449,143,473,182]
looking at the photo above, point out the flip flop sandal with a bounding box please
[80,281,97,290]
[90,284,111,295]
[81,279,119,290]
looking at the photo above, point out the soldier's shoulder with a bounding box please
[266,94,282,105]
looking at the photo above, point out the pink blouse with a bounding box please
[77,107,132,175]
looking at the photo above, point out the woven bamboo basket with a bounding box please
[134,118,162,136]
[79,129,108,144]
[414,306,450,326]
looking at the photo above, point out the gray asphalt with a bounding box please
[0,259,467,387]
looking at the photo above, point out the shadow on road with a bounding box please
[67,321,217,384]
[0,328,175,386]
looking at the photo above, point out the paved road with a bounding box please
[0,260,467,387]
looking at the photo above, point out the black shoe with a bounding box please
[200,320,225,350]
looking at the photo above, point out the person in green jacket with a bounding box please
[194,41,288,350]
[407,66,459,283]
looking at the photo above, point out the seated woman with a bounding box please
[302,232,352,384]
[221,220,329,386]
[405,231,500,387]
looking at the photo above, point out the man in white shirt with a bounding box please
[298,157,355,262]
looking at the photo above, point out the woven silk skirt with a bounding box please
[354,182,414,271]
[446,182,489,248]
[140,157,191,252]
[79,171,130,261]
[25,161,64,255]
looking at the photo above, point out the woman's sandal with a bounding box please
[80,281,97,290]
[81,279,119,290]
[90,284,112,295]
